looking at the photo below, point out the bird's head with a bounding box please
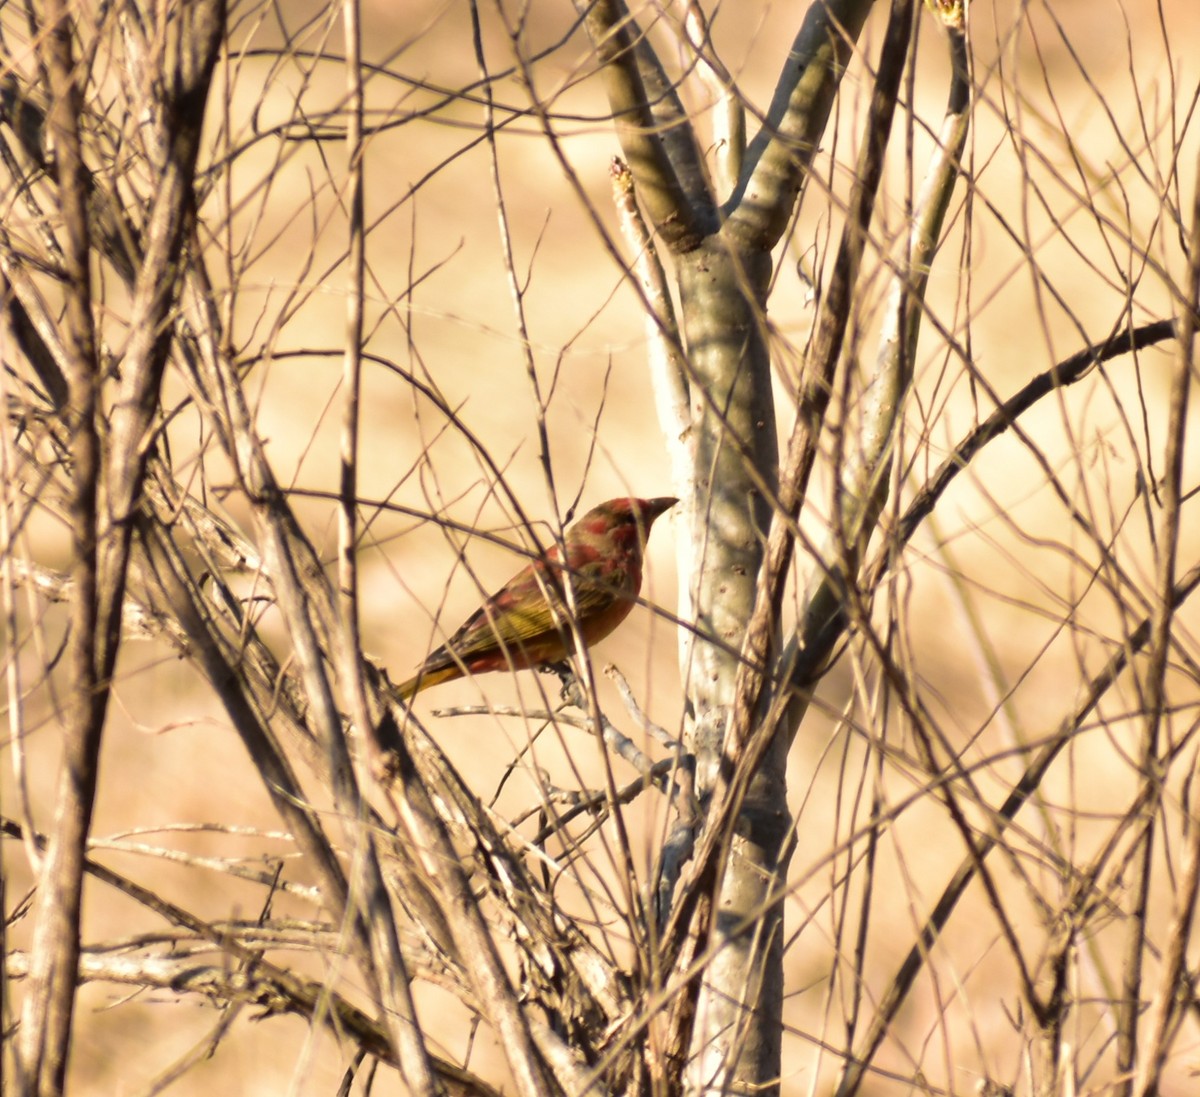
[568,496,678,559]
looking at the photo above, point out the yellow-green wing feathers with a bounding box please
[429,562,627,665]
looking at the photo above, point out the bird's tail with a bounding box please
[391,661,463,702]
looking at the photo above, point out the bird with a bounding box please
[393,496,677,701]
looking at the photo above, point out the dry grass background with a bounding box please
[4,0,1200,1092]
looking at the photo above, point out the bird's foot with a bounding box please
[541,661,582,705]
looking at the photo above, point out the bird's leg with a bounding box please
[540,660,582,705]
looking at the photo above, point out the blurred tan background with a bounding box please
[4,0,1200,1092]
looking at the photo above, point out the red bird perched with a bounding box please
[394,496,677,700]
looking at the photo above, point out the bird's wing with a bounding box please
[432,562,627,665]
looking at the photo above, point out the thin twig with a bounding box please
[1125,150,1200,1097]
[336,3,439,1089]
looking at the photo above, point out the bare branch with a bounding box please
[724,0,878,252]
[574,0,715,250]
